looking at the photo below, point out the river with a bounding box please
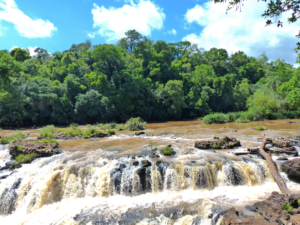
[0,119,300,224]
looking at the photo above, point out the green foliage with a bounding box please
[0,30,299,127]
[107,129,116,136]
[211,144,221,149]
[256,126,267,131]
[40,125,57,138]
[7,131,28,143]
[41,138,58,144]
[203,113,227,124]
[15,153,41,164]
[282,204,293,214]
[0,138,9,144]
[142,162,149,167]
[125,117,146,131]
[83,130,91,139]
[17,145,24,151]
[160,147,173,156]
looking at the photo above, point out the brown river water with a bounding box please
[0,119,299,225]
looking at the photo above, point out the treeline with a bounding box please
[0,30,299,127]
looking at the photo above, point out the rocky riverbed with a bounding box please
[0,119,300,225]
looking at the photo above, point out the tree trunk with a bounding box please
[259,134,291,195]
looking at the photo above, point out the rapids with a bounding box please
[0,119,300,225]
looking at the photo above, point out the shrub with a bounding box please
[40,125,57,139]
[8,131,28,143]
[125,117,146,131]
[70,123,79,128]
[109,122,117,129]
[203,113,227,124]
[225,112,241,123]
[86,124,97,134]
[83,130,91,139]
[15,153,41,164]
[0,138,9,144]
[282,204,293,213]
[116,124,125,131]
[107,129,116,136]
[160,147,173,156]
[236,117,250,123]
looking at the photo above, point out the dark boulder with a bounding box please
[282,158,300,180]
[90,132,108,138]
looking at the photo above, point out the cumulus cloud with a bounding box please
[91,0,165,41]
[167,29,177,36]
[9,46,38,57]
[183,1,300,64]
[0,0,57,38]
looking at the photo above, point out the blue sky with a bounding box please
[1,0,299,64]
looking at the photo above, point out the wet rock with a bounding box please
[221,208,276,225]
[156,161,170,186]
[135,131,145,136]
[285,121,298,124]
[132,161,139,166]
[141,160,152,168]
[0,178,22,215]
[253,192,290,224]
[137,167,152,192]
[195,136,241,150]
[272,137,292,148]
[160,146,176,156]
[10,140,59,164]
[162,208,183,221]
[90,132,108,138]
[277,157,288,161]
[282,158,300,180]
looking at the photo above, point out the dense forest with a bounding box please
[0,30,299,127]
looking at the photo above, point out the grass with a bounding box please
[282,204,293,213]
[17,145,24,151]
[255,126,267,131]
[15,153,41,164]
[160,147,173,156]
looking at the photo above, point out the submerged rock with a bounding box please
[195,136,241,149]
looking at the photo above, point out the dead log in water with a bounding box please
[258,134,291,195]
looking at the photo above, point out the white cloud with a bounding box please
[0,0,57,38]
[91,0,165,41]
[183,1,300,64]
[27,46,38,56]
[9,46,37,57]
[167,28,177,36]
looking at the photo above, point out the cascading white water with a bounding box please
[0,140,300,225]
